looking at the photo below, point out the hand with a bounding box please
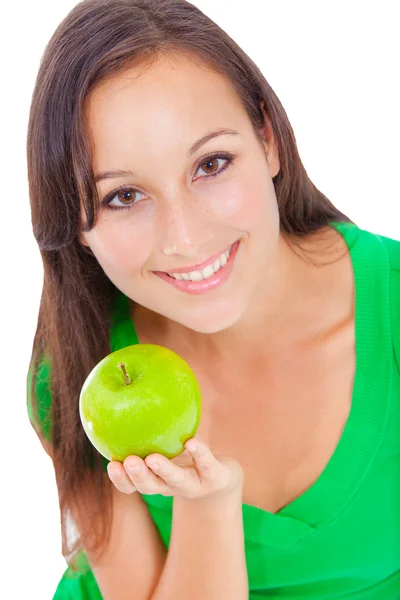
[107,437,244,502]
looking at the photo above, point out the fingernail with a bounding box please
[186,443,197,453]
[109,469,121,478]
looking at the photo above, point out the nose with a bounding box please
[158,196,213,258]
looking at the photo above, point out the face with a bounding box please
[80,51,281,334]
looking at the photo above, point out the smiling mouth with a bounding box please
[152,239,240,294]
[163,243,234,282]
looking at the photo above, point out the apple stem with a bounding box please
[118,362,131,385]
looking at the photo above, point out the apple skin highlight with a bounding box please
[79,344,202,461]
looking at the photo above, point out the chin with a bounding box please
[178,308,241,335]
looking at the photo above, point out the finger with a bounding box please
[184,438,216,475]
[145,454,187,489]
[124,457,167,494]
[107,461,137,494]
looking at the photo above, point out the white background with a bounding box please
[1,0,399,598]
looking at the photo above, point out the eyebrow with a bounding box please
[94,128,241,183]
[188,128,241,156]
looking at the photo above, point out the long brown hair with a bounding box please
[27,0,350,573]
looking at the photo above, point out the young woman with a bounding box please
[26,0,400,598]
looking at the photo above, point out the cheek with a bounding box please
[208,174,276,231]
[86,216,153,274]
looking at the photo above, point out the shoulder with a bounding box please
[374,231,400,272]
[333,221,400,367]
[365,228,400,373]
[334,220,400,273]
[358,225,400,312]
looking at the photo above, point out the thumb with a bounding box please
[185,437,216,473]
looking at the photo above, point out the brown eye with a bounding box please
[117,190,136,204]
[192,153,234,182]
[200,157,220,175]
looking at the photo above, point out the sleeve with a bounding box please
[26,354,53,443]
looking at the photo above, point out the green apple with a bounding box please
[79,344,202,461]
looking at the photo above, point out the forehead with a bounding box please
[84,51,249,153]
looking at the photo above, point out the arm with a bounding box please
[88,485,248,600]
[151,487,248,600]
[87,487,167,600]
[97,438,249,600]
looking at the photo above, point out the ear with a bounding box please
[78,207,93,250]
[78,230,89,248]
[257,101,280,178]
[78,228,94,254]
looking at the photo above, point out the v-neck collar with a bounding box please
[109,221,393,548]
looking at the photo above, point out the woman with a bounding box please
[26,0,400,598]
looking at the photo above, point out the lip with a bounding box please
[156,242,235,275]
[153,239,240,295]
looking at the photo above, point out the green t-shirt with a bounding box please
[27,221,400,599]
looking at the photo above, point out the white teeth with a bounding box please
[168,244,233,282]
[189,270,203,281]
[202,264,215,279]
